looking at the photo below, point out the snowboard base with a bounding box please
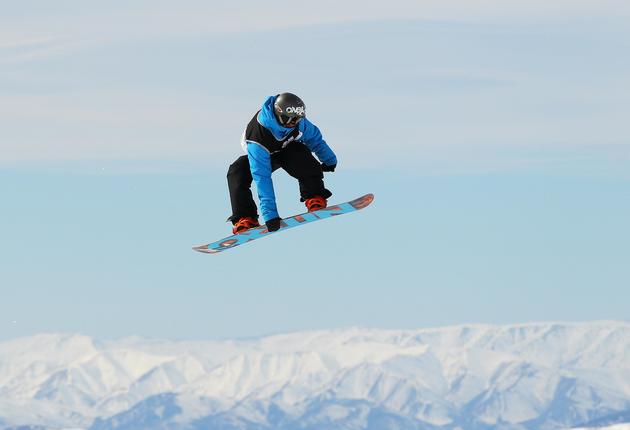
[193,193,374,254]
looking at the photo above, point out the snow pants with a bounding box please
[227,142,332,223]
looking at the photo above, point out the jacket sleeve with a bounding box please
[246,142,279,222]
[301,120,337,167]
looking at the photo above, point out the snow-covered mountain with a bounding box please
[574,425,630,430]
[1,322,629,430]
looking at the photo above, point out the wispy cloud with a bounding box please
[1,1,629,169]
[0,90,240,163]
[2,1,629,59]
[0,34,57,50]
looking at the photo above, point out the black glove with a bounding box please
[321,163,336,172]
[265,217,282,232]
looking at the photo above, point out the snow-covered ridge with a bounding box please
[0,321,629,430]
[573,425,630,430]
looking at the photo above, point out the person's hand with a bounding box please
[265,217,282,232]
[321,163,336,172]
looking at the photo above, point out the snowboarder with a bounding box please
[227,93,338,234]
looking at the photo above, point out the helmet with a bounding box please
[274,93,306,127]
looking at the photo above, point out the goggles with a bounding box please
[279,114,303,128]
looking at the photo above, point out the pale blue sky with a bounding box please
[1,2,629,341]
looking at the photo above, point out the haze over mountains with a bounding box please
[1,321,629,429]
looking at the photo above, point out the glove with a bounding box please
[265,217,282,232]
[321,163,336,172]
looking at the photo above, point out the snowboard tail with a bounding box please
[193,193,374,254]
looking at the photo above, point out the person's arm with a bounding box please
[301,120,337,168]
[246,143,279,222]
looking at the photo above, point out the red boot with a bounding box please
[232,217,260,234]
[304,196,327,212]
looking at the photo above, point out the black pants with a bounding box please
[227,142,332,222]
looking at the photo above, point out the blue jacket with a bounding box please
[241,96,337,222]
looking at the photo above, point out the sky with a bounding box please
[1,1,629,341]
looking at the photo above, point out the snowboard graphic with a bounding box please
[193,193,374,254]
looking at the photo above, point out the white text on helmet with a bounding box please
[285,106,305,116]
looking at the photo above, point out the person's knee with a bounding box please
[305,167,324,180]
[227,157,249,178]
[294,157,324,179]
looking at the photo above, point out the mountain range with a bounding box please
[1,321,629,430]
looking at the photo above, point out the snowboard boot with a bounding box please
[232,216,260,234]
[304,196,327,212]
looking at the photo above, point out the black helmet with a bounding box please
[274,92,306,127]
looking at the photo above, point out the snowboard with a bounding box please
[193,193,374,254]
